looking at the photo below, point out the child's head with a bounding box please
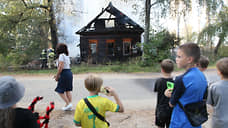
[0,76,25,109]
[216,57,228,79]
[176,42,200,69]
[198,55,209,72]
[84,75,103,93]
[161,59,174,74]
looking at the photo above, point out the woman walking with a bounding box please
[54,43,73,111]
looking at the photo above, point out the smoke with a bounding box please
[54,0,143,57]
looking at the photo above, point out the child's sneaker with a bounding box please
[62,103,72,111]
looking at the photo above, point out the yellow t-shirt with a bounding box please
[74,95,119,128]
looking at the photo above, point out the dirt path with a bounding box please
[47,107,212,128]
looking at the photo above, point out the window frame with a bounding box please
[106,39,115,56]
[88,39,98,55]
[123,38,131,56]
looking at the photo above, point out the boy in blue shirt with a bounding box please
[165,43,207,128]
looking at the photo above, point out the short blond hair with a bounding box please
[216,57,228,78]
[84,75,103,92]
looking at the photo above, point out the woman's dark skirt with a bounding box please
[55,69,73,93]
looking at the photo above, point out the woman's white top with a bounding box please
[56,53,71,69]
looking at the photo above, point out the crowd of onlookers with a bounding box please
[0,42,227,128]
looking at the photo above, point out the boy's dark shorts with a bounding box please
[155,106,172,127]
[155,115,171,127]
[55,69,73,93]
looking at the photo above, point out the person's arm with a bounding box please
[54,61,64,81]
[74,101,82,127]
[154,80,158,92]
[207,85,215,106]
[106,87,124,112]
[164,88,173,98]
[169,77,186,107]
[74,122,81,127]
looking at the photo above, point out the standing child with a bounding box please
[165,43,207,128]
[54,43,73,111]
[154,59,174,128]
[207,57,228,128]
[74,75,124,128]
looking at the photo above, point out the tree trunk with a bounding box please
[214,38,222,55]
[214,32,225,55]
[40,24,49,49]
[144,0,151,44]
[48,0,58,50]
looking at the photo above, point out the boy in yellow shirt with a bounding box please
[74,75,124,128]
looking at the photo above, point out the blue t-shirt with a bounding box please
[169,67,207,128]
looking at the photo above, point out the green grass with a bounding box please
[1,61,216,75]
[71,63,161,73]
[1,63,161,75]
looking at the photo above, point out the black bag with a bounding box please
[84,98,110,126]
[178,87,208,127]
[178,100,208,127]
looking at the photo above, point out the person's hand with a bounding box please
[104,86,116,96]
[164,88,173,98]
[54,75,59,81]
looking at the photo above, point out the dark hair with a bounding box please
[55,43,69,59]
[0,108,14,128]
[161,59,174,73]
[179,42,200,64]
[216,57,228,78]
[198,55,209,68]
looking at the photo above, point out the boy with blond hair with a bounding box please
[154,59,174,128]
[74,75,124,128]
[207,57,228,128]
[165,43,207,128]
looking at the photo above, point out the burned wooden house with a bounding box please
[76,2,144,64]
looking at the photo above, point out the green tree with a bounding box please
[143,30,179,65]
[0,0,58,67]
[198,6,228,55]
[124,0,225,44]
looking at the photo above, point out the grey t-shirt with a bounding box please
[207,80,228,128]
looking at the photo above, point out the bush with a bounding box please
[0,54,9,70]
[142,30,179,66]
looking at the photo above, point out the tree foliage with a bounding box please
[197,6,228,55]
[142,29,179,66]
[0,0,56,67]
[122,0,226,57]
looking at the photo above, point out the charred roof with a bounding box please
[76,2,144,35]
